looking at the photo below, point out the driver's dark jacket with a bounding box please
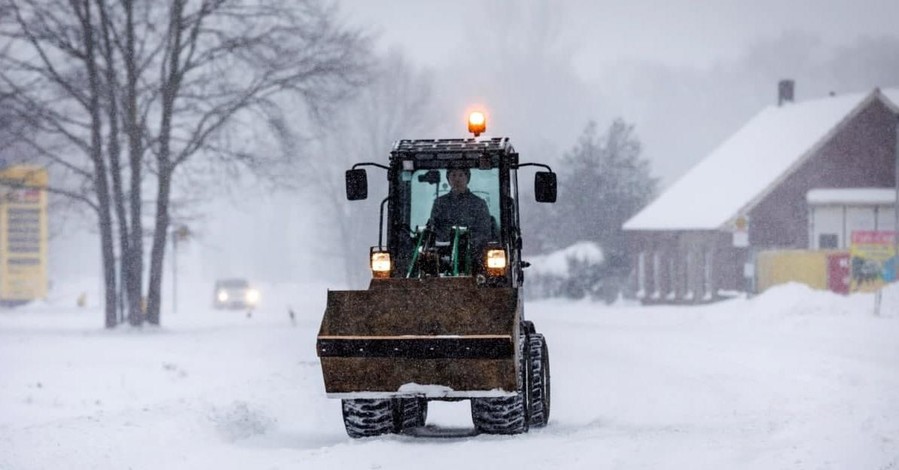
[428,190,492,251]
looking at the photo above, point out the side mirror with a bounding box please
[345,169,368,200]
[535,171,557,203]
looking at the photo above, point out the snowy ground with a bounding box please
[1,280,898,470]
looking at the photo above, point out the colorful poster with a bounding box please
[849,230,897,292]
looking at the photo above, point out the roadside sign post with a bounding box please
[894,116,898,291]
[171,225,190,314]
[849,230,896,316]
[732,215,755,295]
[172,233,177,314]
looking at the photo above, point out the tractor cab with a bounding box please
[347,135,556,287]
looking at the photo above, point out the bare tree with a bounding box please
[0,0,121,326]
[140,0,370,324]
[0,0,370,327]
[303,50,435,287]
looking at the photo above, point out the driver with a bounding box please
[428,168,492,255]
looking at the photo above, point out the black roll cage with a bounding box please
[352,138,554,287]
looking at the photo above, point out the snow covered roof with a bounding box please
[806,188,897,205]
[624,88,899,231]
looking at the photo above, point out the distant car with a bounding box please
[213,279,260,310]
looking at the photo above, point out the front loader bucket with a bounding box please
[316,277,521,398]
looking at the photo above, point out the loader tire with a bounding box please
[528,333,550,427]
[341,399,396,438]
[395,397,428,432]
[471,335,530,435]
[471,394,529,434]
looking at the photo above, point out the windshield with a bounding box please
[402,168,501,232]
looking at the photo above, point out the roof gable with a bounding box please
[624,88,898,231]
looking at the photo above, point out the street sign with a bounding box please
[0,166,48,302]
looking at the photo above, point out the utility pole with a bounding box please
[894,114,898,282]
[882,114,899,316]
[172,232,178,314]
[171,225,190,314]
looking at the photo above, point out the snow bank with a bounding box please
[749,281,898,318]
[527,241,604,277]
[1,279,898,470]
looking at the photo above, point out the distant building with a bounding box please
[623,85,899,303]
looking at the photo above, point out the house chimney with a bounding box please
[778,79,795,106]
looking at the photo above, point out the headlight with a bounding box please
[485,248,507,277]
[246,289,260,304]
[217,290,228,302]
[371,249,391,278]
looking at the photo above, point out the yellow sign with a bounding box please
[0,165,48,301]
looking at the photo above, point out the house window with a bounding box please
[819,233,839,249]
[811,206,843,249]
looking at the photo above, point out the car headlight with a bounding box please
[217,290,228,302]
[246,289,260,304]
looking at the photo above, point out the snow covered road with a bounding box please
[1,283,897,469]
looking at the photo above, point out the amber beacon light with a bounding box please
[468,111,486,137]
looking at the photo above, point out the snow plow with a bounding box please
[316,113,557,437]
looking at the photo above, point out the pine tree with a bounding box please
[530,119,656,300]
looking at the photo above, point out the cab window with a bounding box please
[404,168,501,232]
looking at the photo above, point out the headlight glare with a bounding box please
[485,248,507,277]
[246,289,260,304]
[370,250,391,278]
[486,249,507,269]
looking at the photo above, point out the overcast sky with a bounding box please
[338,0,899,185]
[342,0,899,72]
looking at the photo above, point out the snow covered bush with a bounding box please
[524,242,612,301]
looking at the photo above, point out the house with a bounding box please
[623,84,899,303]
